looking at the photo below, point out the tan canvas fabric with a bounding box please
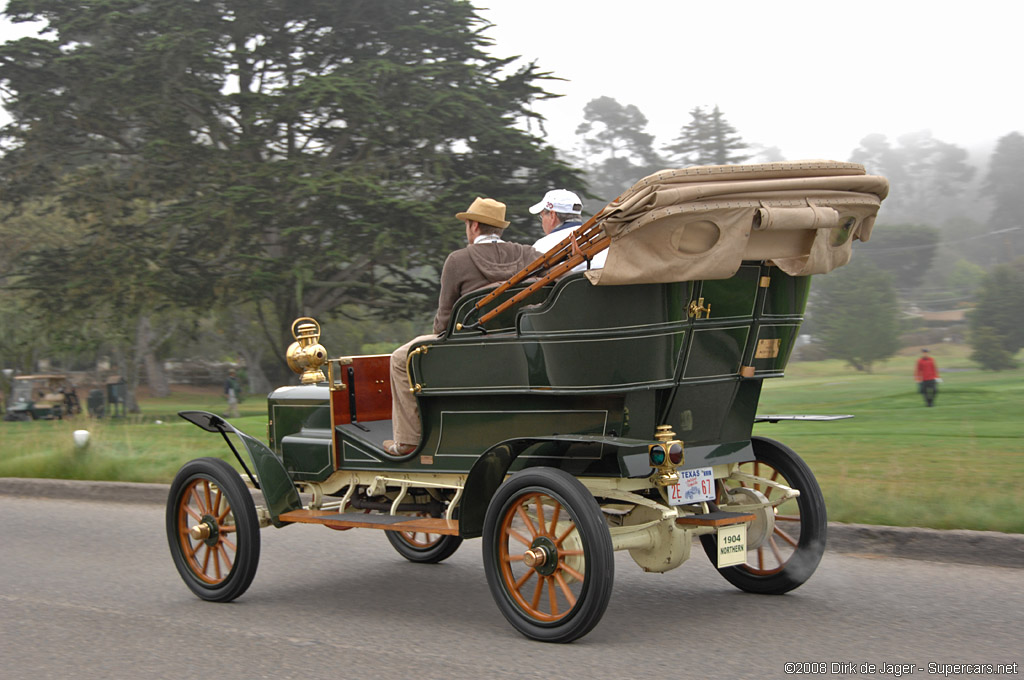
[584,161,889,285]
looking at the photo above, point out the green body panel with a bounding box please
[267,385,333,482]
[264,263,810,515]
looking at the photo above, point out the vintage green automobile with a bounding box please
[166,161,888,642]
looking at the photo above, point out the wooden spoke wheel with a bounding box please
[483,467,613,643]
[166,457,260,602]
[385,511,463,564]
[701,436,826,594]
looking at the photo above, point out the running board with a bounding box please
[279,509,460,535]
[675,511,755,527]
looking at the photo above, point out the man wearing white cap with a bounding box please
[384,197,541,456]
[529,189,606,270]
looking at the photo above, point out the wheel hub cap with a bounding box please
[523,536,558,575]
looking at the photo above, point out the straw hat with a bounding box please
[455,197,510,229]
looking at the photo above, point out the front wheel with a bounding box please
[166,457,261,602]
[483,467,614,643]
[701,437,826,594]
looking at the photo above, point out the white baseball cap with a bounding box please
[528,189,583,215]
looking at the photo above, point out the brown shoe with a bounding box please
[383,440,416,455]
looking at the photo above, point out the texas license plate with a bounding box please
[667,467,715,506]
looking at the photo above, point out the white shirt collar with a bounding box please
[473,234,503,245]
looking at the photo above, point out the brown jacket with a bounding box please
[433,241,540,333]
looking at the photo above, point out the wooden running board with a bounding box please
[675,511,756,527]
[278,509,460,535]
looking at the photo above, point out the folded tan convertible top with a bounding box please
[585,160,889,285]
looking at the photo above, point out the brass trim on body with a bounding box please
[406,345,429,393]
[687,297,711,319]
[754,338,781,359]
[740,365,756,378]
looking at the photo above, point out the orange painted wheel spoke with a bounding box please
[530,574,544,610]
[555,522,576,546]
[774,525,799,548]
[535,497,546,533]
[504,552,526,563]
[212,489,223,518]
[775,514,800,522]
[183,505,202,523]
[769,536,785,566]
[516,501,539,539]
[558,549,584,557]
[201,543,212,573]
[560,561,585,583]
[756,546,765,571]
[219,524,237,533]
[189,487,208,516]
[547,576,559,616]
[220,535,237,552]
[553,572,577,608]
[182,535,198,561]
[548,504,561,535]
[515,567,535,590]
[203,483,214,518]
[508,528,533,548]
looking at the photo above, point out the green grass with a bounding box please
[2,346,1021,533]
[753,345,1024,533]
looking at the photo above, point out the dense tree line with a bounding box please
[2,1,1023,404]
[0,0,580,404]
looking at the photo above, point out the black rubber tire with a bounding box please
[700,436,826,594]
[166,457,260,602]
[483,467,614,643]
[385,516,463,564]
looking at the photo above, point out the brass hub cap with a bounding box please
[523,536,558,576]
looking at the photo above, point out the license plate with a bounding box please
[667,466,715,506]
[716,525,747,567]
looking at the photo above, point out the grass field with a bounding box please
[752,345,1024,533]
[2,345,1021,533]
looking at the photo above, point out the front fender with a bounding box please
[178,410,302,527]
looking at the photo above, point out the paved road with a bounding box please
[1,495,1021,680]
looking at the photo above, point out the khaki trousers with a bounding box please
[389,334,437,446]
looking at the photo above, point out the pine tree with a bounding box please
[664,105,749,166]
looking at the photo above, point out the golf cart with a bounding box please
[4,374,80,421]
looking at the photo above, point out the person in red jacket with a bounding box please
[914,348,940,407]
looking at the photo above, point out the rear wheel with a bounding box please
[483,467,614,643]
[385,511,463,563]
[701,437,826,594]
[166,457,260,602]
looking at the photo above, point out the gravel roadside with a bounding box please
[2,476,1020,569]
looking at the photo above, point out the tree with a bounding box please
[854,224,941,293]
[664,105,749,167]
[982,131,1024,263]
[574,96,664,203]
[0,0,581,379]
[808,261,901,372]
[967,259,1024,369]
[850,131,975,225]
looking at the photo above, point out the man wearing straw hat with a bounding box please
[529,189,606,270]
[384,197,541,456]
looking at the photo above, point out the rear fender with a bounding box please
[178,410,302,527]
